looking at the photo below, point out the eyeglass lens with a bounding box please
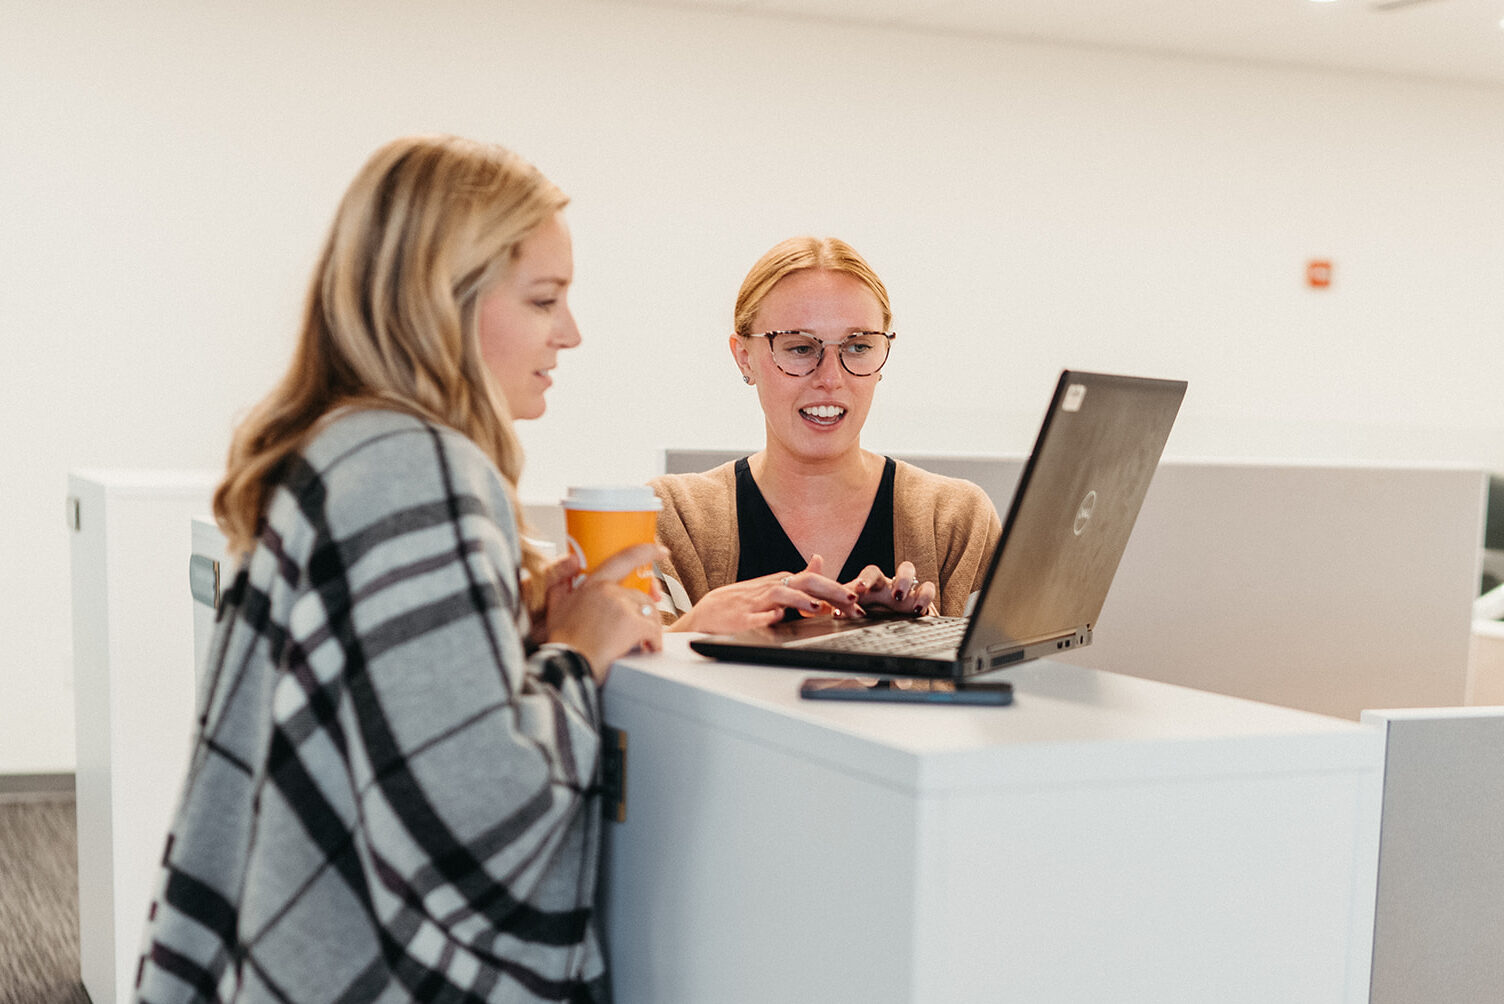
[770,332,890,376]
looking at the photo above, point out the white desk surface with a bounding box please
[607,635,1383,792]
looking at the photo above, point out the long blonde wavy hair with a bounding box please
[214,135,566,600]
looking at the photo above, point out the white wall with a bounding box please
[4,0,1502,773]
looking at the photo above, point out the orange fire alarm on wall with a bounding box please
[1306,259,1333,288]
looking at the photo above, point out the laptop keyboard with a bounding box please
[790,616,968,655]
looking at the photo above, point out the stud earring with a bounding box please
[743,374,754,385]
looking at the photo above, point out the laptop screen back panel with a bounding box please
[960,371,1187,667]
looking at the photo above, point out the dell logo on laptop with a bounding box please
[1074,490,1097,536]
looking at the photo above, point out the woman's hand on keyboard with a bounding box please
[667,554,865,634]
[846,561,938,617]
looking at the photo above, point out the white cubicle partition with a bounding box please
[1361,707,1504,1003]
[663,452,1487,721]
[68,471,217,1004]
[1065,459,1485,720]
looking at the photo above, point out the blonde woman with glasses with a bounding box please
[653,236,1001,634]
[135,135,659,1003]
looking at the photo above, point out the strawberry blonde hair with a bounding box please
[733,236,891,336]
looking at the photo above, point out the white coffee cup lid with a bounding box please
[561,485,663,512]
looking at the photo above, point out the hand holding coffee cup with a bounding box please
[544,541,665,681]
[561,485,663,595]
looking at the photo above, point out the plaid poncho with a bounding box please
[136,408,609,1002]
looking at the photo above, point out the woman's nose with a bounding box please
[809,344,845,385]
[555,308,582,348]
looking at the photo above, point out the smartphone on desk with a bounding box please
[799,676,1013,706]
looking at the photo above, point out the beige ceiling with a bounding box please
[602,0,1504,86]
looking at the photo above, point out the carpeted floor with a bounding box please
[0,795,91,1004]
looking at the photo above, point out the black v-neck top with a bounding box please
[734,456,897,590]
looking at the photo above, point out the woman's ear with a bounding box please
[729,334,753,384]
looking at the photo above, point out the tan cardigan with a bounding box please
[650,459,1002,619]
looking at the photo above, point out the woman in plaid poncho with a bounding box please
[135,135,661,1003]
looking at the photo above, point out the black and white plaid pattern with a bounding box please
[136,409,609,1003]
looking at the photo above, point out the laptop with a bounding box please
[688,370,1187,678]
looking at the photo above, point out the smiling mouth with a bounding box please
[800,405,846,426]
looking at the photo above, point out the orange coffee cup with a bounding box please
[561,485,663,595]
